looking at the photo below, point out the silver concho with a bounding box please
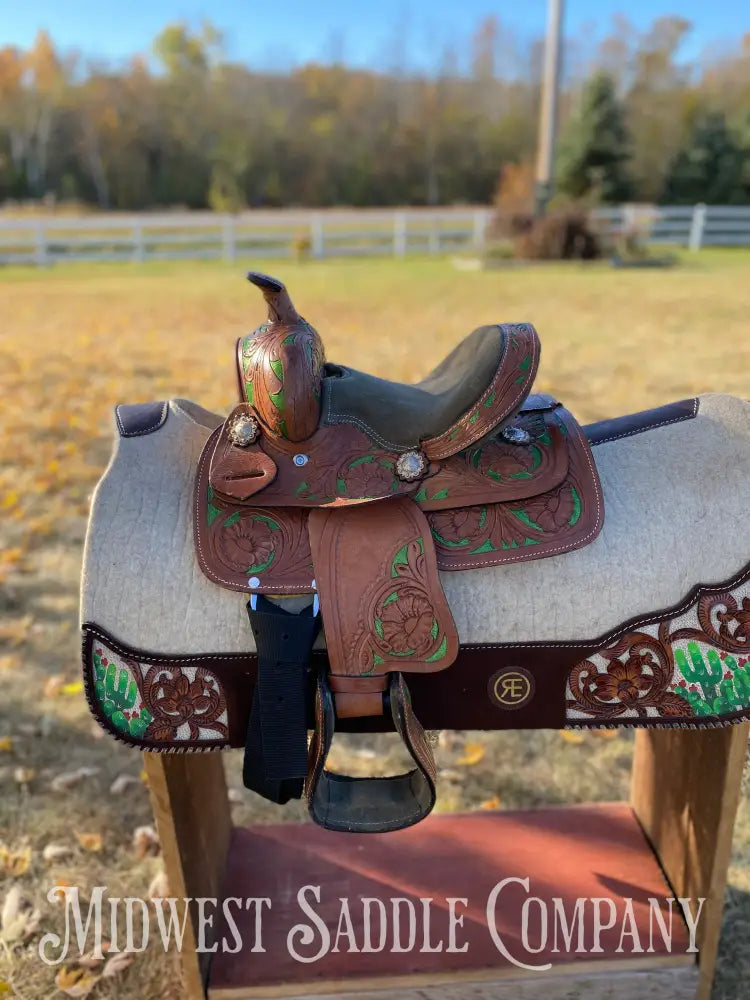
[228,413,260,447]
[395,450,427,482]
[501,425,532,446]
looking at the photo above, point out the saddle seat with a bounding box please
[320,324,506,450]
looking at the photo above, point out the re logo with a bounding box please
[488,667,535,710]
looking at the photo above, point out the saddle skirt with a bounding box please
[80,273,750,834]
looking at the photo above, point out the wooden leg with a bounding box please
[144,751,233,1000]
[630,724,749,1000]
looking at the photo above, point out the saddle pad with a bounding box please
[81,393,750,743]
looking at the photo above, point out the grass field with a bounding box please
[0,252,749,998]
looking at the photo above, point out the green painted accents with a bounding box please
[93,650,152,738]
[673,642,750,716]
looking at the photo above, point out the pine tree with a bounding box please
[662,112,747,204]
[556,72,633,203]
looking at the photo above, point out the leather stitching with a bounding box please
[323,325,537,454]
[424,324,539,459]
[86,559,750,657]
[439,416,603,570]
[323,386,416,452]
[194,428,315,593]
[590,398,699,447]
[116,401,169,438]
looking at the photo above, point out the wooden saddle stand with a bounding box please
[81,273,750,999]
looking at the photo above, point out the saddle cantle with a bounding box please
[80,273,750,835]
[192,272,602,832]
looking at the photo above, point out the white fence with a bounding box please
[592,204,750,252]
[0,203,748,266]
[0,208,489,266]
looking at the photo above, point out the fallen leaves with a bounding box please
[0,656,20,672]
[0,845,32,877]
[559,730,585,745]
[147,870,170,899]
[50,767,99,792]
[457,743,486,766]
[13,766,35,785]
[0,617,32,647]
[133,825,160,858]
[42,843,75,863]
[0,548,24,567]
[1,885,41,944]
[75,832,103,853]
[55,966,101,998]
[102,952,135,978]
[480,795,501,810]
[109,773,140,795]
[43,675,66,698]
[0,737,13,753]
[44,677,84,698]
[0,979,15,997]
[54,947,136,997]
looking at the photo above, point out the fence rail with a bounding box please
[0,204,748,266]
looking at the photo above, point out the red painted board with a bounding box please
[209,803,693,993]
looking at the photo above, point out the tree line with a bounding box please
[1,18,749,211]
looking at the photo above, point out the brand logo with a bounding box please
[488,668,534,710]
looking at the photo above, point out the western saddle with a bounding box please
[194,272,603,833]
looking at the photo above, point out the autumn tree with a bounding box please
[556,71,633,203]
[662,112,747,204]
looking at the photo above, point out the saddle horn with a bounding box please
[239,272,325,442]
[247,271,301,326]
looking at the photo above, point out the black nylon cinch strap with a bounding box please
[243,595,320,804]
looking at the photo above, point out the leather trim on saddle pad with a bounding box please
[115,401,169,437]
[81,558,750,751]
[586,398,699,446]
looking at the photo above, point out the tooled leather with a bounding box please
[83,558,750,749]
[431,407,603,570]
[194,405,602,592]
[195,437,314,594]
[417,407,569,511]
[307,498,459,685]
[422,323,540,460]
[394,674,437,784]
[210,404,419,507]
[236,317,325,442]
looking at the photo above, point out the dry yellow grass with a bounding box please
[0,252,748,998]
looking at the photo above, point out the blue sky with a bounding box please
[2,0,744,70]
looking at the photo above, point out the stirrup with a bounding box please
[306,670,437,834]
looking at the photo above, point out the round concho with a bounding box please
[395,449,427,482]
[501,425,532,446]
[228,413,260,447]
[487,667,535,711]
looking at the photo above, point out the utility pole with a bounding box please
[534,0,565,217]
